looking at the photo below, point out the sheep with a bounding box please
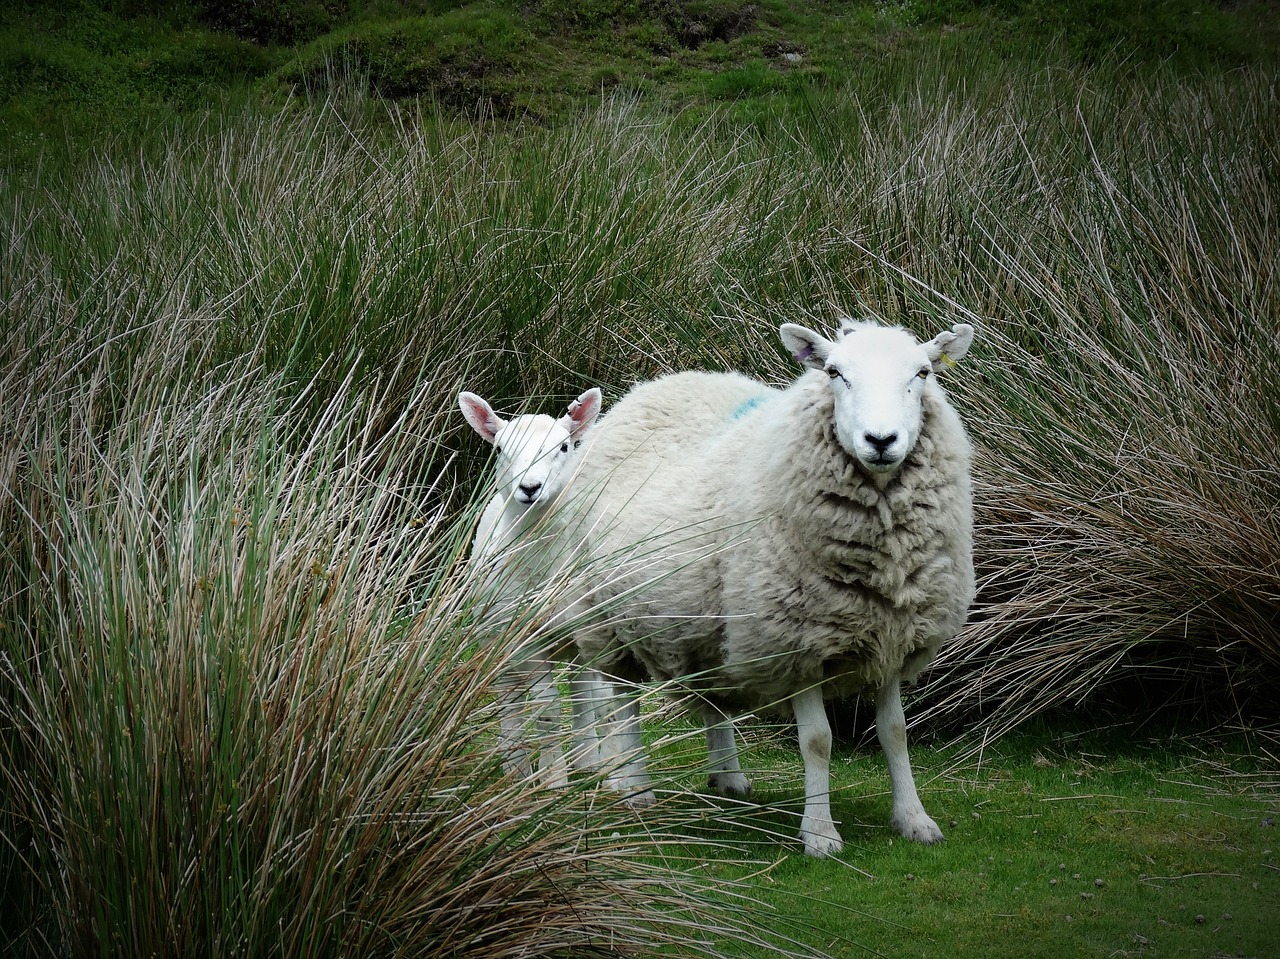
[458,386,607,786]
[563,319,975,857]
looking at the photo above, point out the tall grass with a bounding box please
[0,319,824,954]
[722,54,1280,730]
[2,43,1277,952]
[834,62,1280,731]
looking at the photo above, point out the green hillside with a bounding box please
[3,0,1278,142]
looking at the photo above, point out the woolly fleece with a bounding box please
[569,358,974,713]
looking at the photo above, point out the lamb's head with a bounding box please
[780,319,973,475]
[458,388,603,507]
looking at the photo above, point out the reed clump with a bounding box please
[0,313,810,955]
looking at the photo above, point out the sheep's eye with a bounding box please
[573,440,582,449]
[916,368,930,380]
[825,366,841,379]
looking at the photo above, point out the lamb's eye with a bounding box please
[573,440,582,449]
[825,366,841,379]
[916,368,930,380]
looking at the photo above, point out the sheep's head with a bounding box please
[780,320,973,475]
[458,388,603,507]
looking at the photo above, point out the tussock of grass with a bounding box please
[0,321,822,954]
[902,67,1280,732]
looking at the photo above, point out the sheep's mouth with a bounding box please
[861,454,902,472]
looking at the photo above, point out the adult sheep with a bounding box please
[458,386,606,787]
[566,319,975,857]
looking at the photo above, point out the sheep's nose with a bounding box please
[864,432,898,453]
[519,482,543,499]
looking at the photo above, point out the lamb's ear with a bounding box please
[780,323,834,371]
[924,323,975,372]
[458,391,505,444]
[561,387,603,440]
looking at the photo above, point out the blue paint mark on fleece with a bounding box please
[731,396,768,420]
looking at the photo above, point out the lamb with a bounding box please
[563,319,975,857]
[458,386,606,786]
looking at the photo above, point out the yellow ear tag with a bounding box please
[939,353,958,370]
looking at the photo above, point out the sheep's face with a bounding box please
[459,388,603,508]
[780,320,974,475]
[490,414,581,506]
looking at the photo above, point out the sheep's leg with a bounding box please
[496,679,535,778]
[791,686,844,857]
[875,677,943,844]
[567,668,611,771]
[702,706,751,798]
[597,684,655,807]
[529,670,571,789]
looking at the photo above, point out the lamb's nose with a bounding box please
[864,432,898,453]
[519,482,542,499]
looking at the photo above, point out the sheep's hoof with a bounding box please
[800,818,844,858]
[536,759,572,790]
[708,772,753,798]
[622,788,657,808]
[608,778,658,808]
[893,812,944,845]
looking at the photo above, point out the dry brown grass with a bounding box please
[0,316,816,955]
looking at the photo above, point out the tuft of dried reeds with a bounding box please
[903,67,1280,734]
[0,309,820,955]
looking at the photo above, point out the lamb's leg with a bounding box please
[875,677,943,844]
[496,679,534,778]
[703,705,751,798]
[597,683,655,807]
[567,668,611,770]
[790,686,843,857]
[530,670,571,789]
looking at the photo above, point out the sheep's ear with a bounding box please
[561,387,603,440]
[780,323,834,371]
[924,323,975,372]
[458,391,505,444]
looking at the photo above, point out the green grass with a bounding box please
[0,0,272,149]
[635,718,1280,958]
[4,0,1279,142]
[4,24,1277,752]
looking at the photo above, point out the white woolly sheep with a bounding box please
[458,387,606,786]
[563,320,975,857]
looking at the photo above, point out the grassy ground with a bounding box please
[638,718,1280,958]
